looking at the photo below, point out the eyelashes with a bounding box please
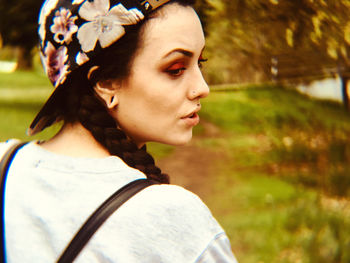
[198,58,208,68]
[198,54,208,68]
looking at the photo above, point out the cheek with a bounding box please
[113,73,189,144]
[129,82,181,121]
[112,92,179,141]
[138,98,179,129]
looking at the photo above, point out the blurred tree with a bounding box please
[0,0,42,70]
[261,0,350,107]
[205,0,296,83]
[205,0,350,93]
[193,0,212,35]
[304,0,350,109]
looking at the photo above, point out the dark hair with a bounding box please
[57,0,196,184]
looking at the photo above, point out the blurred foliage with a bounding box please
[0,46,17,61]
[193,0,212,35]
[0,0,41,48]
[0,0,42,69]
[202,0,350,84]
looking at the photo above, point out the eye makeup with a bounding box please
[161,48,207,77]
[165,61,187,77]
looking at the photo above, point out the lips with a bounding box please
[182,105,201,119]
[181,105,201,126]
[183,112,197,119]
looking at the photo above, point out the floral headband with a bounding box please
[29,0,171,135]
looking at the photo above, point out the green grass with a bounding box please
[205,165,350,263]
[203,86,350,135]
[0,72,59,141]
[1,71,350,262]
[200,86,350,196]
[0,71,60,141]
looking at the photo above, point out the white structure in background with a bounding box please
[0,61,17,73]
[297,77,343,103]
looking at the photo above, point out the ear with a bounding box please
[94,80,119,109]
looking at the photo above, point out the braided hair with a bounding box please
[77,91,169,183]
[58,0,195,183]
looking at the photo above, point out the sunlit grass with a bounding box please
[0,71,58,141]
[202,87,350,135]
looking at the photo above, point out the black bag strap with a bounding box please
[0,141,28,263]
[57,178,158,262]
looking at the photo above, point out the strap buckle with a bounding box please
[140,0,171,11]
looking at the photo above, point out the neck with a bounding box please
[39,122,111,158]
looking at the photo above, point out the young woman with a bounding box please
[0,0,238,261]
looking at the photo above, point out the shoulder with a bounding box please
[81,184,229,262]
[0,139,21,159]
[114,183,225,238]
[140,183,208,208]
[134,184,222,231]
[128,184,237,262]
[138,184,227,247]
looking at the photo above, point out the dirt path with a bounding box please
[157,121,224,200]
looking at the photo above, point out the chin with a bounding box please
[160,132,193,146]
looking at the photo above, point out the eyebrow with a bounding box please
[162,49,194,59]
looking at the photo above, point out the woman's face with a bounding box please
[111,3,209,147]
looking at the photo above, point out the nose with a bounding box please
[188,70,210,100]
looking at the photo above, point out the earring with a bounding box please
[107,96,117,109]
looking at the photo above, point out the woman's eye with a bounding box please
[168,68,186,76]
[166,62,186,77]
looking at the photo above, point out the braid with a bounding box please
[77,89,170,184]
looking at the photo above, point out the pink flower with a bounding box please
[38,0,60,46]
[50,8,78,44]
[44,42,69,86]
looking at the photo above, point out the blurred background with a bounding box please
[0,0,350,262]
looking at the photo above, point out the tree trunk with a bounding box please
[16,46,33,70]
[340,75,349,110]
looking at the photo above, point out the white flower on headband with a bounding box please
[51,8,78,44]
[77,0,144,52]
[76,51,89,65]
[72,0,85,4]
[44,42,69,87]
